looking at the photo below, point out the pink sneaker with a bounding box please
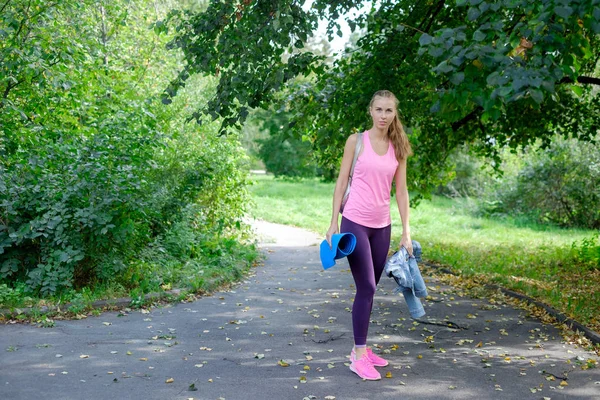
[351,348,389,367]
[349,353,381,380]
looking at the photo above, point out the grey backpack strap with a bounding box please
[340,132,364,213]
[348,132,363,181]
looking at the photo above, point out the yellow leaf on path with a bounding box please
[303,365,310,371]
[385,372,393,378]
[79,355,89,359]
[475,341,483,348]
[560,380,568,387]
[165,378,174,383]
[126,351,132,355]
[305,355,313,361]
[417,355,423,359]
[278,360,290,367]
[139,358,148,361]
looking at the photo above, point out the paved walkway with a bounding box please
[1,221,599,399]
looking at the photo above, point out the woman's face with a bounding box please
[369,97,396,131]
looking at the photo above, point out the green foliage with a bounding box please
[485,137,600,229]
[0,0,255,299]
[420,0,600,142]
[435,146,494,197]
[258,134,319,178]
[162,0,599,199]
[572,233,600,270]
[255,109,320,178]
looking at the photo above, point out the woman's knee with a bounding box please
[356,282,376,299]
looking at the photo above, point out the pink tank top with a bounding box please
[342,131,399,228]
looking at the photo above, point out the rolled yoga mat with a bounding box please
[319,232,357,270]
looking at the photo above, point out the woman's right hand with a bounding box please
[326,223,339,249]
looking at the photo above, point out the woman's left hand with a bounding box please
[400,234,413,256]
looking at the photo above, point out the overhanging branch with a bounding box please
[451,107,482,132]
[559,75,600,85]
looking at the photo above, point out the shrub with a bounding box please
[435,146,494,198]
[255,109,320,179]
[572,233,600,270]
[487,137,600,229]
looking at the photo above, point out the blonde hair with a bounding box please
[369,90,413,161]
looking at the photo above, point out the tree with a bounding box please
[163,0,599,196]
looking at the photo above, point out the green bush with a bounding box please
[0,1,255,299]
[572,233,600,270]
[485,137,600,229]
[435,146,494,198]
[254,109,320,179]
[258,135,320,179]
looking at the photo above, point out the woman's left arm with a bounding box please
[394,158,412,255]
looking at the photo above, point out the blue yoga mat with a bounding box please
[319,232,357,270]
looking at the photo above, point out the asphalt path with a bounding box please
[1,220,599,400]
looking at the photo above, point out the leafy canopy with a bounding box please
[164,0,599,194]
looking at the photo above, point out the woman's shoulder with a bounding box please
[345,131,366,147]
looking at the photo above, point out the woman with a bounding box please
[326,90,413,380]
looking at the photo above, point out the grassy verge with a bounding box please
[248,175,600,333]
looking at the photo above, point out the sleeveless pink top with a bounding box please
[342,131,399,228]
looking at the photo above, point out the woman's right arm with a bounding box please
[326,133,358,246]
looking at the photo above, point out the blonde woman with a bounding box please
[326,90,413,380]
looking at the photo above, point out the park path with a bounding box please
[1,220,599,400]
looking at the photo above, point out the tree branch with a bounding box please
[451,106,483,131]
[558,76,600,85]
[1,0,11,15]
[420,0,446,34]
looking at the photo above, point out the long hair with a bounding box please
[369,90,413,161]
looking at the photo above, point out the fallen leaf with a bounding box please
[139,358,148,361]
[278,360,290,367]
[560,380,568,387]
[165,378,174,383]
[385,372,393,378]
[188,383,198,391]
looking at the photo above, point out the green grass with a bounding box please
[248,175,600,332]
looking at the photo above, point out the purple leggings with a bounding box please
[341,217,391,346]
